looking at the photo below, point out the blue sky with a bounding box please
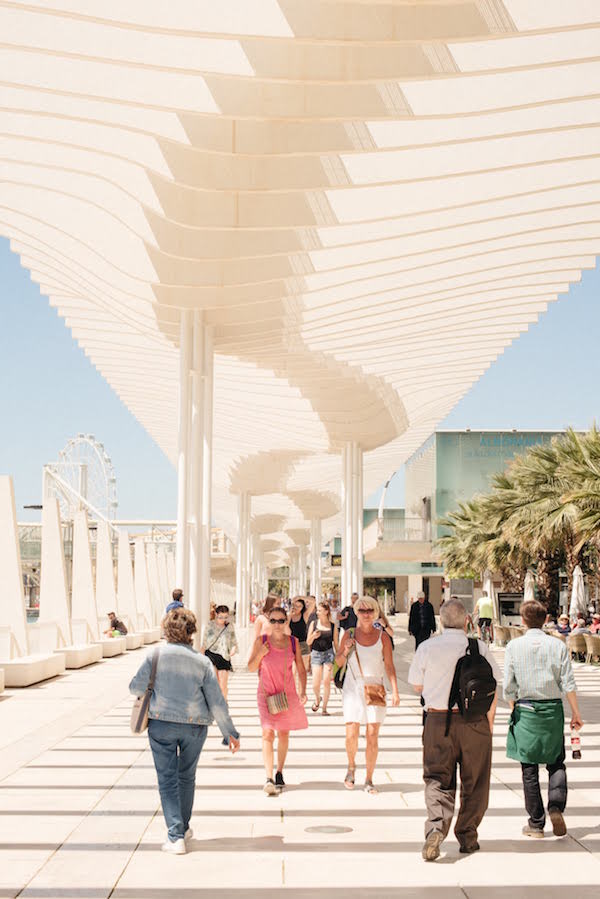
[1,237,598,520]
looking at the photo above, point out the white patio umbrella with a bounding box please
[482,569,499,622]
[569,565,587,620]
[524,569,536,602]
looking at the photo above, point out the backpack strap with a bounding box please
[290,635,296,654]
[467,637,480,658]
[445,651,465,737]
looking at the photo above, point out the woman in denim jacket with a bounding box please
[129,608,240,855]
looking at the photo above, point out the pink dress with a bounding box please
[257,636,308,732]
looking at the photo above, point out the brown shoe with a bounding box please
[522,824,544,838]
[422,830,443,861]
[549,809,567,837]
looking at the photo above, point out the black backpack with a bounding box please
[445,638,496,735]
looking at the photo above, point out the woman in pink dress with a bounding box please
[248,606,308,794]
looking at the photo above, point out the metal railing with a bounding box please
[377,517,432,543]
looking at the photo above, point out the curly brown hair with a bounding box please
[163,607,197,645]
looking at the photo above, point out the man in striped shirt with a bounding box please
[503,600,583,839]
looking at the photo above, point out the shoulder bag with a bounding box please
[354,641,387,707]
[333,627,355,689]
[130,646,160,734]
[259,635,290,714]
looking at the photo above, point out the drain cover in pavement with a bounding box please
[305,826,353,834]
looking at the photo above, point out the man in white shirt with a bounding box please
[408,599,500,861]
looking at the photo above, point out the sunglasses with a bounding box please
[357,608,375,614]
[269,618,286,624]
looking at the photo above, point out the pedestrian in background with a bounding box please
[129,608,240,855]
[504,600,583,839]
[201,605,238,700]
[307,601,338,714]
[408,590,436,648]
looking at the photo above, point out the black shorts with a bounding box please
[479,618,492,627]
[205,650,232,671]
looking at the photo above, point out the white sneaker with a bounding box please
[184,828,193,843]
[161,838,186,855]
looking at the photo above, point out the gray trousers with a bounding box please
[423,712,492,847]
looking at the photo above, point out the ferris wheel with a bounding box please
[45,434,118,522]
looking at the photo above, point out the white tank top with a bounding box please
[349,633,384,684]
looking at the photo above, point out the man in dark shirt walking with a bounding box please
[408,591,436,648]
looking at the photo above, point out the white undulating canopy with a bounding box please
[1,1,599,563]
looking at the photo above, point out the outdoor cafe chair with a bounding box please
[567,633,587,661]
[583,634,600,664]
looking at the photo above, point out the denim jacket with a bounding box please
[128,643,239,738]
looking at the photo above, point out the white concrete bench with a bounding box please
[0,653,66,687]
[95,637,127,657]
[0,628,66,687]
[35,622,103,669]
[124,633,143,650]
[59,644,103,668]
[140,628,161,644]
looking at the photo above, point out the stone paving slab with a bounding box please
[0,628,598,897]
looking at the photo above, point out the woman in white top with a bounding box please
[335,595,399,793]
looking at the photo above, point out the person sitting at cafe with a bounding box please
[555,615,571,636]
[590,613,600,634]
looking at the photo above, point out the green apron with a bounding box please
[506,699,564,765]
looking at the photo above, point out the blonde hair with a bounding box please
[352,595,381,615]
[163,607,197,645]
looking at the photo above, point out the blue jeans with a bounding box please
[148,718,208,842]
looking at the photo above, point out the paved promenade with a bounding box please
[0,624,599,898]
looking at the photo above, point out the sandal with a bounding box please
[311,699,321,712]
[344,768,356,790]
[364,780,379,795]
[322,709,330,716]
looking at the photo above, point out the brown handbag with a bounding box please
[354,643,387,707]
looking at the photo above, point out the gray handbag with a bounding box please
[130,647,160,734]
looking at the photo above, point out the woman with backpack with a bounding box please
[335,596,399,793]
[248,605,308,795]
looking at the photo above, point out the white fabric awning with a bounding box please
[1,1,599,557]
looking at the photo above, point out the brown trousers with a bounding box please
[423,712,492,846]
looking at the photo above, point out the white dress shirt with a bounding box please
[407,628,501,710]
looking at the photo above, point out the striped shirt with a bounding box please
[503,628,576,701]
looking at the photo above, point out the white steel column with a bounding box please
[310,518,322,600]
[352,443,364,596]
[200,324,214,627]
[176,310,192,594]
[236,492,251,625]
[341,444,352,606]
[341,442,363,605]
[188,311,204,643]
[298,543,307,596]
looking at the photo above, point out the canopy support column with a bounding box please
[175,310,192,595]
[188,311,205,645]
[236,492,251,625]
[310,518,322,601]
[341,442,363,605]
[200,325,214,626]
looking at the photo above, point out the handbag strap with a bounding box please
[206,622,228,654]
[147,646,160,692]
[258,635,289,699]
